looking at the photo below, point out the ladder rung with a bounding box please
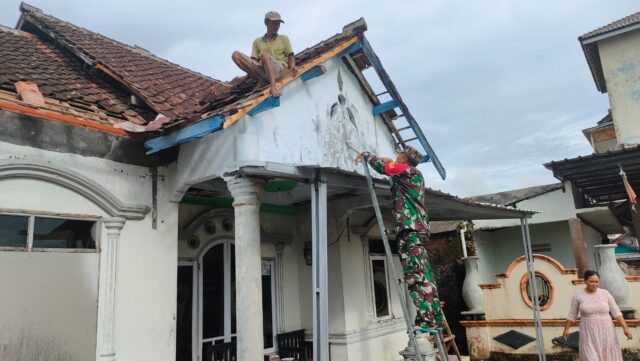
[405,137,417,142]
[390,114,405,121]
[397,126,411,131]
[443,335,456,342]
[375,91,389,97]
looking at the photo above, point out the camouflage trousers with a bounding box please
[397,230,444,328]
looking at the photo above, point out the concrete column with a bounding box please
[97,217,126,361]
[227,177,264,360]
[568,218,589,275]
[274,242,286,333]
[360,235,375,321]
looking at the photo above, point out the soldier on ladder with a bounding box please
[355,146,445,332]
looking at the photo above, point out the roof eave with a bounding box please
[580,41,607,93]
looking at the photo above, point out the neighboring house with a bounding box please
[468,183,611,283]
[0,3,532,361]
[458,10,640,360]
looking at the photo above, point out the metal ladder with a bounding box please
[361,161,448,361]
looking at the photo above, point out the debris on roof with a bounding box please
[0,24,153,132]
[17,3,222,124]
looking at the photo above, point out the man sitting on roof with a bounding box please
[231,11,297,98]
[355,146,445,332]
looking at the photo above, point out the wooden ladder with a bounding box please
[436,303,462,361]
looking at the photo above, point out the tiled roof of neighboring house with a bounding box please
[580,10,640,93]
[0,25,153,128]
[580,11,640,41]
[466,183,562,207]
[18,2,224,122]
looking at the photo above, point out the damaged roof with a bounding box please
[16,2,222,123]
[0,3,444,176]
[580,10,640,93]
[0,25,154,131]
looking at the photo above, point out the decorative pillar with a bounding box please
[360,235,375,321]
[461,256,485,319]
[97,217,126,361]
[274,242,286,333]
[595,244,635,318]
[227,177,265,360]
[568,218,589,275]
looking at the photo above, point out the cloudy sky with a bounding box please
[1,0,638,196]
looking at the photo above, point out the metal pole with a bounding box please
[520,217,546,361]
[460,221,468,258]
[362,162,429,361]
[312,170,329,361]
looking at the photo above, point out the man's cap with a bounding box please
[402,145,423,166]
[265,11,284,23]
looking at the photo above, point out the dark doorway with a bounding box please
[177,264,194,361]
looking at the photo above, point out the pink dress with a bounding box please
[566,288,623,361]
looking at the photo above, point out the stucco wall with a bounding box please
[475,221,583,283]
[599,29,640,145]
[174,57,398,201]
[474,187,577,230]
[0,141,178,361]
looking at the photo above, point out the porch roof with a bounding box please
[545,145,640,206]
[230,166,536,221]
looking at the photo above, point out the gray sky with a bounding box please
[1,0,638,196]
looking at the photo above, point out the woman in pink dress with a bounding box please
[563,270,633,361]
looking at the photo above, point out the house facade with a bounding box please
[1,3,520,361]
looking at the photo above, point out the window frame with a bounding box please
[369,254,394,321]
[0,209,101,253]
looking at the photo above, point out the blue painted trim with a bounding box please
[144,115,224,155]
[248,97,280,116]
[361,36,446,180]
[372,100,398,115]
[338,41,363,57]
[301,65,326,81]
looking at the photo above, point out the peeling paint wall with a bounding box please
[599,29,640,145]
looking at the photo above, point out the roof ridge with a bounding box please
[0,23,26,36]
[580,10,640,40]
[20,2,224,84]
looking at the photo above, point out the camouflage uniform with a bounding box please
[364,153,444,329]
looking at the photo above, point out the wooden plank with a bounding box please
[222,36,360,129]
[372,100,398,115]
[248,96,280,116]
[145,115,224,154]
[301,65,327,82]
[337,41,363,57]
[0,98,129,137]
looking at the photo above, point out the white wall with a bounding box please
[174,57,399,201]
[0,142,178,361]
[474,186,577,229]
[476,221,571,283]
[599,29,640,145]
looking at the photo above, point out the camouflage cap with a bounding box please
[402,145,423,166]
